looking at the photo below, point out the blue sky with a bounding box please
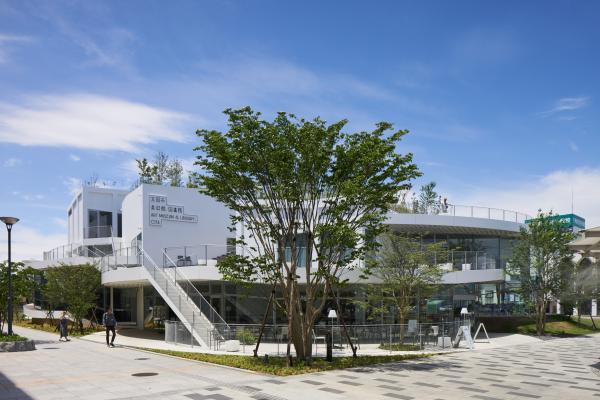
[1,1,600,259]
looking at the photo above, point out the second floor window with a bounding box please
[88,209,113,238]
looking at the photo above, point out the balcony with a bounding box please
[391,202,530,224]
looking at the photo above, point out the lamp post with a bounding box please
[328,309,337,348]
[1,216,19,336]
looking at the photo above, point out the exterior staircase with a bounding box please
[140,249,228,348]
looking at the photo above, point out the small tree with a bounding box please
[196,107,420,362]
[365,232,444,342]
[135,152,185,187]
[43,264,101,334]
[507,211,574,336]
[0,261,38,335]
[417,181,440,214]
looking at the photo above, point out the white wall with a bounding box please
[66,187,128,245]
[121,184,232,265]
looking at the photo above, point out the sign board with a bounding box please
[462,325,474,349]
[149,195,198,226]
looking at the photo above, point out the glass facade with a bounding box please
[422,233,516,271]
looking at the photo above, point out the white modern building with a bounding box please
[31,184,534,347]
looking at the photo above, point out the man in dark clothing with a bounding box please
[102,307,117,347]
[59,312,70,341]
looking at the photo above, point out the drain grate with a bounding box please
[131,372,159,377]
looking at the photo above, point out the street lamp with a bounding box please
[328,309,337,348]
[1,216,19,336]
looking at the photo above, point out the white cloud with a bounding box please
[3,157,21,167]
[0,224,65,261]
[69,154,81,161]
[52,217,67,229]
[569,142,579,152]
[63,177,82,196]
[451,167,600,227]
[540,96,590,116]
[0,34,32,64]
[0,94,190,152]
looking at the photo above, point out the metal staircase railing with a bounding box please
[140,249,228,348]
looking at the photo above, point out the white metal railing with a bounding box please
[140,249,228,347]
[163,244,232,268]
[99,245,141,272]
[86,225,114,239]
[392,202,530,223]
[43,242,83,260]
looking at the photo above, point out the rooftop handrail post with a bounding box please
[205,245,208,265]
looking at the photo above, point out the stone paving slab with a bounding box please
[3,326,600,399]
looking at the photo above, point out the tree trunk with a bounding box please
[399,312,406,344]
[536,301,546,336]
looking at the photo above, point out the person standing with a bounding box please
[103,307,117,348]
[59,312,70,341]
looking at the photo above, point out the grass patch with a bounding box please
[379,343,422,351]
[0,334,28,342]
[142,348,432,376]
[14,321,102,337]
[516,319,596,336]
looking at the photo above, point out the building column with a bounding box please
[556,300,561,315]
[136,285,144,330]
[592,299,598,317]
[109,287,114,310]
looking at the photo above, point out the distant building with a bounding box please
[526,213,585,233]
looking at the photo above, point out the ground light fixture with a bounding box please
[0,216,19,336]
[328,309,337,348]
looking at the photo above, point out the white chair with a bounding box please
[313,329,327,355]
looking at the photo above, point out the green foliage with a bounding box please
[0,334,28,342]
[43,264,101,334]
[144,348,431,375]
[362,233,444,335]
[507,210,575,336]
[417,181,440,214]
[195,107,420,360]
[235,328,257,345]
[378,343,422,351]
[135,151,185,187]
[0,261,39,334]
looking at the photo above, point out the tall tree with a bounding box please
[507,211,574,336]
[364,232,445,342]
[0,261,38,335]
[195,107,420,362]
[43,264,101,334]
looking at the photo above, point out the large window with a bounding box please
[87,209,113,238]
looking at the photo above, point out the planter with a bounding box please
[0,340,36,352]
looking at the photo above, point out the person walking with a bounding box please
[103,307,117,348]
[59,312,70,341]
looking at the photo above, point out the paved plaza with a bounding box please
[3,327,600,400]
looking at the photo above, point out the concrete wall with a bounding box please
[122,184,232,265]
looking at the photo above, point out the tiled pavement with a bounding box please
[3,327,600,400]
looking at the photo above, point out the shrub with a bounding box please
[0,334,28,342]
[236,328,256,345]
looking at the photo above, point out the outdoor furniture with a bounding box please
[276,326,288,342]
[407,320,418,344]
[313,329,327,355]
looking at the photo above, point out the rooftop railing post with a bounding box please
[205,245,208,266]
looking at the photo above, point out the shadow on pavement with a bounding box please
[0,371,34,400]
